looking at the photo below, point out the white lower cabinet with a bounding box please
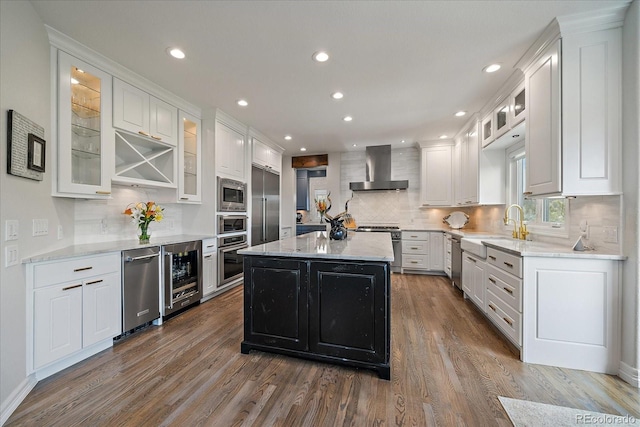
[28,253,121,378]
[522,256,620,374]
[401,231,445,273]
[201,238,217,299]
[462,251,486,310]
[444,234,452,278]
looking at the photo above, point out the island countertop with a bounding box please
[239,231,394,262]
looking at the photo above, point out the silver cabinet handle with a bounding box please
[503,287,513,295]
[86,279,103,285]
[467,256,476,262]
[74,266,93,272]
[489,255,496,261]
[63,284,82,291]
[125,253,160,262]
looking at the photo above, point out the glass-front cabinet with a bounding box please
[178,111,202,202]
[57,51,112,197]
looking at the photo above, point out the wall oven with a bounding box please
[217,177,247,212]
[218,234,248,287]
[162,240,202,318]
[218,215,247,235]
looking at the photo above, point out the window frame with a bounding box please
[504,141,569,238]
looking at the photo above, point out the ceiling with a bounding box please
[30,0,628,155]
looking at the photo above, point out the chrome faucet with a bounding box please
[503,204,529,240]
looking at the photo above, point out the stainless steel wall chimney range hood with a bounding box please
[349,145,409,191]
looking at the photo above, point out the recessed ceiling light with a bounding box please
[455,111,467,117]
[237,99,248,107]
[284,135,292,140]
[167,47,186,59]
[300,147,307,152]
[343,116,353,122]
[353,144,357,147]
[70,78,79,85]
[439,135,448,139]
[331,92,344,100]
[483,63,501,73]
[401,140,406,143]
[313,51,329,62]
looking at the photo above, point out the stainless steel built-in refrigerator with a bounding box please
[252,165,280,246]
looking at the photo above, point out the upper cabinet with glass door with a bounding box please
[56,51,112,198]
[509,82,526,127]
[178,111,201,203]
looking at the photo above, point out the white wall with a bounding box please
[621,0,640,385]
[0,0,76,418]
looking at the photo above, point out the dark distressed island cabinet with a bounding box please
[241,256,391,379]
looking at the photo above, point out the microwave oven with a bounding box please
[217,177,247,212]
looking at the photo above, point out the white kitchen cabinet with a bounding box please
[29,253,121,377]
[522,256,621,374]
[444,234,452,279]
[201,238,217,300]
[508,82,526,127]
[493,99,510,140]
[524,27,621,197]
[252,138,282,174]
[216,119,246,181]
[113,130,176,188]
[462,251,486,310]
[55,50,113,198]
[481,114,493,148]
[113,78,178,146]
[429,232,444,271]
[485,248,523,347]
[178,111,202,203]
[418,143,453,206]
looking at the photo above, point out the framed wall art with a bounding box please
[7,109,45,181]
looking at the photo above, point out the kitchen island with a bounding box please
[238,231,394,379]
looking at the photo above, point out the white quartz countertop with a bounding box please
[480,238,626,260]
[23,234,215,264]
[239,231,394,262]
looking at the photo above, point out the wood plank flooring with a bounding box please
[7,274,640,426]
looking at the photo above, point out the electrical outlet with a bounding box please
[603,226,618,243]
[5,245,19,267]
[32,219,48,237]
[5,220,18,241]
[58,225,64,240]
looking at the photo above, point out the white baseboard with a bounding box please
[619,361,640,387]
[0,375,37,426]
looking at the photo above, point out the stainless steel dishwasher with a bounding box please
[451,236,462,290]
[122,246,161,332]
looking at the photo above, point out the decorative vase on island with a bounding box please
[327,217,348,240]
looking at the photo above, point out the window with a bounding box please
[505,142,568,236]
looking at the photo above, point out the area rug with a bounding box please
[498,396,638,426]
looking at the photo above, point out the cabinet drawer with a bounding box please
[486,263,522,312]
[202,238,216,254]
[34,252,121,289]
[402,241,428,254]
[486,290,521,346]
[487,247,522,278]
[402,255,429,269]
[402,231,430,241]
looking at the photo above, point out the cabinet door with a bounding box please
[309,262,389,364]
[481,114,493,147]
[269,150,282,173]
[453,138,465,206]
[429,232,444,271]
[34,282,83,368]
[296,169,309,210]
[149,96,178,146]
[244,257,309,351]
[252,139,270,168]
[465,125,479,204]
[562,28,621,196]
[202,252,216,296]
[178,111,202,202]
[113,78,150,135]
[509,82,526,127]
[525,39,561,196]
[493,101,510,139]
[216,122,246,180]
[471,260,485,311]
[462,255,473,296]
[83,272,122,347]
[421,145,452,206]
[57,51,112,196]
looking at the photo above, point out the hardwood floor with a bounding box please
[7,274,640,426]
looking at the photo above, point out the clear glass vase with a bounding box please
[138,222,150,244]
